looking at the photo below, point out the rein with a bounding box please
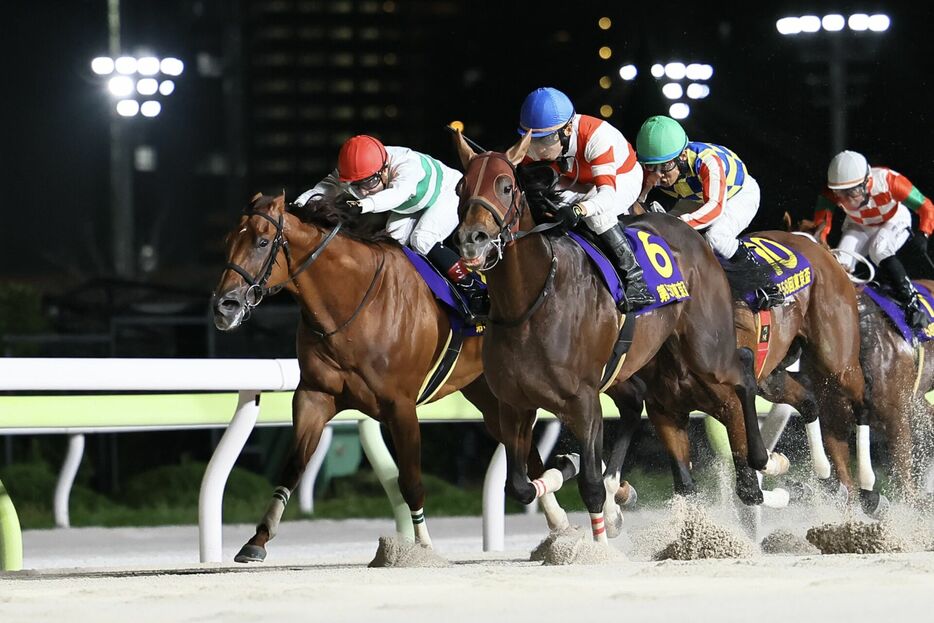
[225,207,341,312]
[463,152,563,326]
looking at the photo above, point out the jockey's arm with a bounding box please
[678,152,726,230]
[357,156,423,214]
[888,170,934,236]
[577,145,619,217]
[813,192,837,243]
[296,168,342,205]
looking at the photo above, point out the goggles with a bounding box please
[832,183,868,199]
[643,159,679,174]
[350,167,386,191]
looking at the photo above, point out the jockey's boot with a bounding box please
[427,242,490,318]
[730,244,785,309]
[879,256,930,330]
[598,224,655,312]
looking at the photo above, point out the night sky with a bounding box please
[3,1,933,289]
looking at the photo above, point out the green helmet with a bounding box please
[636,115,689,164]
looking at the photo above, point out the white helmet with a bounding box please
[827,150,869,190]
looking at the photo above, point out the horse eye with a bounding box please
[259,239,269,248]
[503,184,512,194]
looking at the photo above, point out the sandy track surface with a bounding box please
[3,510,933,622]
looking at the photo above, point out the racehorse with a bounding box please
[452,131,787,542]
[792,217,934,504]
[213,192,549,561]
[605,230,871,511]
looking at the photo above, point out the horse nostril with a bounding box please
[217,294,242,315]
[469,230,490,244]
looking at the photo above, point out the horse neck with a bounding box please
[284,215,384,329]
[486,227,553,321]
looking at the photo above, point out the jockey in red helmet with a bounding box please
[297,135,487,317]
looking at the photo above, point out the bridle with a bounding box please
[224,206,341,314]
[459,152,561,326]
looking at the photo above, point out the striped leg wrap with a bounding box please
[531,479,546,499]
[272,486,291,505]
[411,509,426,525]
[590,513,606,537]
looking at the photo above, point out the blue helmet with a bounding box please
[518,87,575,137]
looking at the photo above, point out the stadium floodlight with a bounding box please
[848,13,869,31]
[160,57,184,76]
[799,15,821,32]
[618,64,638,80]
[108,76,135,97]
[822,14,845,32]
[158,80,175,96]
[776,17,801,35]
[137,56,160,76]
[669,103,690,120]
[686,83,710,99]
[662,83,683,99]
[140,101,162,118]
[698,64,714,80]
[650,64,665,78]
[116,99,140,117]
[136,78,158,95]
[664,62,686,80]
[91,57,115,75]
[685,63,705,80]
[115,56,138,74]
[868,14,890,32]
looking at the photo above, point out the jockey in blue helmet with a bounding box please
[518,87,653,311]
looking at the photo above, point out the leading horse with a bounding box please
[213,193,544,561]
[453,131,786,542]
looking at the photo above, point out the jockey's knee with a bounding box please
[868,242,899,266]
[410,230,444,255]
[707,231,739,259]
[584,211,619,235]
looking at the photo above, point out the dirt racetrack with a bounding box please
[3,505,933,622]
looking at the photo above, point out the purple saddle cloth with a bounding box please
[403,247,484,337]
[566,229,689,314]
[862,281,934,343]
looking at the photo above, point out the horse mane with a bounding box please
[285,194,398,246]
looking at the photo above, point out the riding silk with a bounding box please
[567,229,689,313]
[813,166,934,237]
[656,142,749,229]
[863,282,934,343]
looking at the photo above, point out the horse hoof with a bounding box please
[555,453,581,480]
[615,481,638,508]
[761,487,790,509]
[604,506,624,539]
[763,452,790,476]
[234,544,267,563]
[859,489,890,519]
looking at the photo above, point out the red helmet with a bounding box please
[337,135,388,182]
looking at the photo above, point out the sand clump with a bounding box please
[651,497,754,560]
[806,521,903,554]
[530,527,622,565]
[760,529,819,555]
[368,536,451,568]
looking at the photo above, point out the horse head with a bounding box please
[453,130,532,269]
[213,192,292,331]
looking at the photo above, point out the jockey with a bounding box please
[517,86,654,312]
[635,115,784,309]
[296,135,487,316]
[813,150,934,329]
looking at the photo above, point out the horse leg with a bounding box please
[383,399,433,546]
[461,378,570,531]
[563,393,609,543]
[648,406,695,497]
[604,377,645,508]
[236,387,335,563]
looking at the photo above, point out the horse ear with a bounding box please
[452,129,476,169]
[271,192,286,213]
[505,131,532,166]
[782,211,792,232]
[250,192,263,204]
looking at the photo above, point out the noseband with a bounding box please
[224,207,341,312]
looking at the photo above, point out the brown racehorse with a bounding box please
[791,218,934,504]
[452,131,787,542]
[213,193,543,562]
[606,230,873,512]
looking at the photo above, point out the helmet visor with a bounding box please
[832,183,867,200]
[350,168,385,191]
